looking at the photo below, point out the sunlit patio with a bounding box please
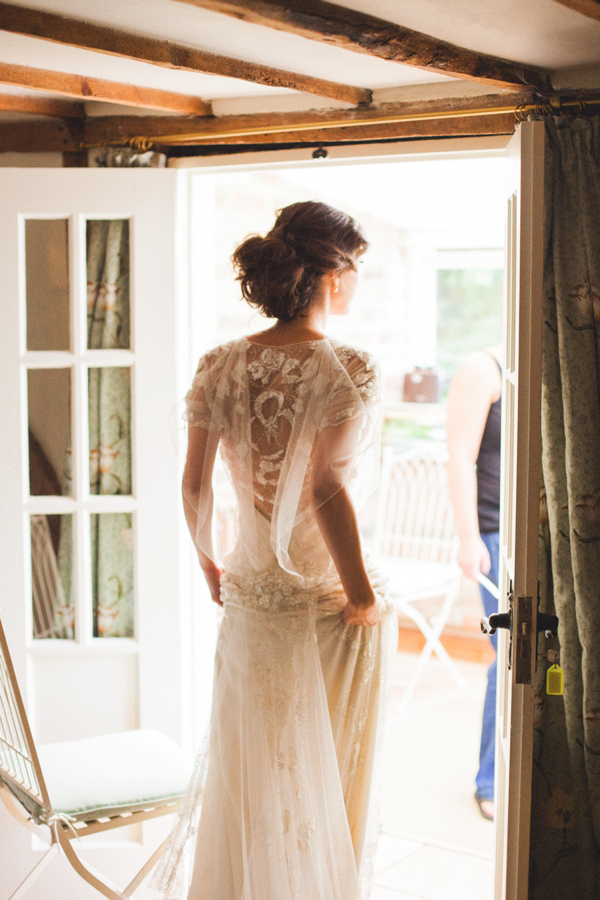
[375,647,495,900]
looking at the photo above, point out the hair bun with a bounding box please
[231,201,367,322]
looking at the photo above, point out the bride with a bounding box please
[153,201,396,900]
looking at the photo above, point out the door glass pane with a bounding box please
[88,367,132,495]
[31,514,74,640]
[87,219,130,350]
[25,219,70,352]
[90,513,134,638]
[28,368,72,496]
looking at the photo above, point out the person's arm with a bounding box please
[311,409,380,627]
[313,486,380,626]
[446,352,500,580]
[182,425,223,605]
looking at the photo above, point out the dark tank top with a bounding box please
[476,357,502,534]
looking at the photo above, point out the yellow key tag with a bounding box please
[546,664,564,696]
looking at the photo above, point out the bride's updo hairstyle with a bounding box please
[232,201,367,322]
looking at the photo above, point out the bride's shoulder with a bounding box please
[326,339,380,402]
[328,339,378,374]
[195,338,240,371]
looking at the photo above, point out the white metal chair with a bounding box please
[374,446,464,708]
[30,514,74,639]
[0,617,194,899]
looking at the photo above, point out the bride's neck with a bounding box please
[252,295,330,344]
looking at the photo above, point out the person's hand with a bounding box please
[203,562,224,606]
[457,536,491,581]
[343,596,381,626]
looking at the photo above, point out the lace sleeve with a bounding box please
[321,347,380,430]
[184,347,227,429]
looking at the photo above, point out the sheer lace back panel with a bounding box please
[244,342,316,521]
[184,338,380,578]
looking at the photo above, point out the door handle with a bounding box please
[480,610,558,638]
[537,612,558,639]
[481,611,511,635]
[481,597,559,684]
[481,596,532,682]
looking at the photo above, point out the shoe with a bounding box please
[475,793,494,821]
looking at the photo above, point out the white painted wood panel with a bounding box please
[495,119,545,900]
[0,168,204,897]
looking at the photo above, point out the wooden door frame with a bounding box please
[176,131,540,900]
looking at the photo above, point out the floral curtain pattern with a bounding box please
[530,116,600,899]
[87,220,133,638]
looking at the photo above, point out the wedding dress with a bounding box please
[152,337,396,900]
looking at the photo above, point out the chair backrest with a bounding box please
[31,514,70,640]
[0,619,52,821]
[374,446,457,565]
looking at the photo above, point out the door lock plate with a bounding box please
[515,595,533,684]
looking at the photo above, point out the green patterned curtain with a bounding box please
[87,220,133,638]
[530,117,600,900]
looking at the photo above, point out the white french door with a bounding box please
[184,135,548,900]
[494,119,546,900]
[0,168,207,887]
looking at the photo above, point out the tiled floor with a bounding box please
[375,649,495,900]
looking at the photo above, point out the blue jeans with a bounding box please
[476,531,499,801]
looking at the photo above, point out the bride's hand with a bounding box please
[342,596,381,626]
[203,562,225,606]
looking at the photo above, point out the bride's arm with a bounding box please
[183,426,223,606]
[311,414,380,627]
[312,486,380,626]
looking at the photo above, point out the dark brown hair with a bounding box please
[231,201,367,322]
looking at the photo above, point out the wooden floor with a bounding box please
[398,626,495,665]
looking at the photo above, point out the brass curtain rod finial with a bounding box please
[548,95,563,113]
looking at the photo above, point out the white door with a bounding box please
[494,119,546,899]
[0,168,207,888]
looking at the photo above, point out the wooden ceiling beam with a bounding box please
[82,92,531,146]
[177,0,547,91]
[0,90,84,117]
[0,2,371,106]
[0,107,516,153]
[0,117,82,151]
[0,61,211,114]
[161,113,517,145]
[552,0,600,20]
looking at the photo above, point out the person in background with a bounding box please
[446,345,502,822]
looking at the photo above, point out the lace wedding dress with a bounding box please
[152,337,396,900]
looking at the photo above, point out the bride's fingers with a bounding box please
[342,601,381,626]
[206,566,224,606]
[346,614,379,626]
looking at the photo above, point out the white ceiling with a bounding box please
[0,0,599,117]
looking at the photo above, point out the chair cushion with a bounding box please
[38,728,194,818]
[379,556,459,602]
[0,773,45,822]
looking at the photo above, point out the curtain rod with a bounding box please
[86,94,600,150]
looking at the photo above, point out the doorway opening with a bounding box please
[186,148,506,900]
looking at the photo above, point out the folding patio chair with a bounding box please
[0,617,194,899]
[374,446,464,709]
